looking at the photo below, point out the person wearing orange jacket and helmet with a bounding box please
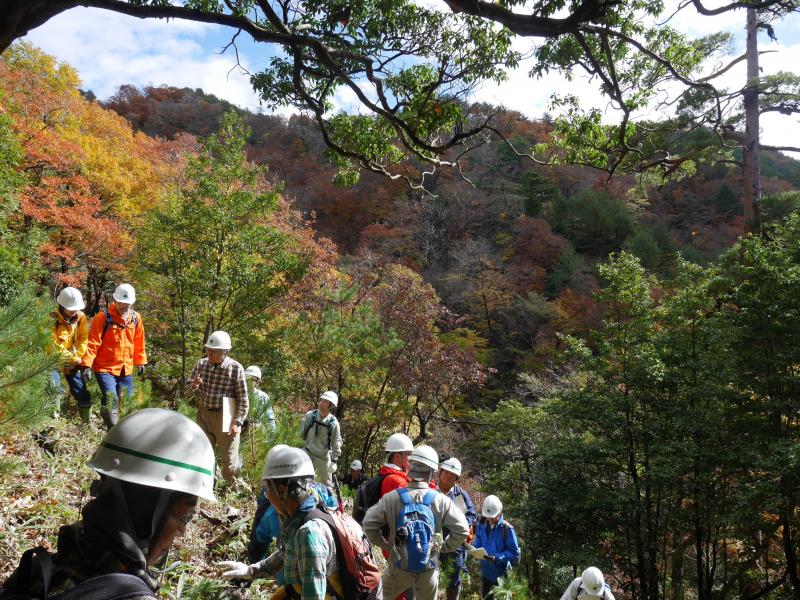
[81,283,147,430]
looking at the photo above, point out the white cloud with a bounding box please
[23,7,263,110]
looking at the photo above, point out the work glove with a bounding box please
[269,587,288,600]
[468,547,489,560]
[137,365,145,376]
[82,368,93,381]
[217,561,252,580]
[329,462,337,474]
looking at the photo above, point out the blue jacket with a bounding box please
[473,517,520,582]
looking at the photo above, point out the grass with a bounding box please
[0,402,277,598]
[0,401,520,599]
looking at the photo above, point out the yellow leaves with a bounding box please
[63,100,176,220]
[3,42,82,97]
[2,44,179,223]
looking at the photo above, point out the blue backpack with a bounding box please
[394,488,438,573]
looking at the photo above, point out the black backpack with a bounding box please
[0,547,154,600]
[352,474,388,524]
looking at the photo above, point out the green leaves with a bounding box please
[137,111,308,388]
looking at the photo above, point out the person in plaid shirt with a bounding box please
[188,330,249,484]
[263,446,344,600]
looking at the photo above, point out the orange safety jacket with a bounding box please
[81,304,147,375]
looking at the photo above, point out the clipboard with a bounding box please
[221,396,236,432]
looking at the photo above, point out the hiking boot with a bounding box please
[78,406,91,424]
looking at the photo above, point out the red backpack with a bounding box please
[303,507,383,599]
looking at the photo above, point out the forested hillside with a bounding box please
[2,43,800,600]
[102,81,800,397]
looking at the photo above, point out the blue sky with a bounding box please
[22,4,800,155]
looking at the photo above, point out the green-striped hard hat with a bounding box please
[89,408,216,502]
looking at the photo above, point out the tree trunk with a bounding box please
[0,1,78,53]
[742,7,762,234]
[782,506,800,599]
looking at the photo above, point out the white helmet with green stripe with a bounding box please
[88,408,217,502]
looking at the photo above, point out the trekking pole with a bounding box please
[332,473,344,513]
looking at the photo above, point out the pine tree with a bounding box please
[0,289,59,439]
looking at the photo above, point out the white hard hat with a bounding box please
[88,408,216,502]
[245,365,262,379]
[262,446,315,480]
[205,330,232,350]
[350,459,363,470]
[409,445,439,471]
[385,432,414,453]
[56,287,85,311]
[112,283,136,304]
[261,444,290,480]
[482,494,503,518]
[581,567,606,596]
[439,457,462,477]
[319,390,338,407]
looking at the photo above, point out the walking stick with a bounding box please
[332,473,344,513]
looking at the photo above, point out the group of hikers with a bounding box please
[0,284,616,600]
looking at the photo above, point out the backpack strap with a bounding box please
[421,490,437,507]
[101,309,139,342]
[301,410,317,441]
[396,487,412,506]
[1,546,54,598]
[325,418,334,450]
[300,509,346,600]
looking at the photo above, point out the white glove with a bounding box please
[217,561,252,579]
[468,547,489,560]
[330,462,337,474]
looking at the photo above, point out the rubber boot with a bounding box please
[78,406,91,424]
[99,405,118,430]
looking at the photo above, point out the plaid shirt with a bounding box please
[283,502,339,600]
[188,356,249,422]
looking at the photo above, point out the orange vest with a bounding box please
[81,304,147,375]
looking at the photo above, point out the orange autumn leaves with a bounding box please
[0,43,182,289]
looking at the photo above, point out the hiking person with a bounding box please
[560,567,616,600]
[48,286,91,422]
[0,408,215,600]
[218,446,383,599]
[80,283,146,430]
[468,494,520,599]
[244,365,276,431]
[351,433,415,600]
[352,433,414,529]
[247,445,289,568]
[377,433,414,498]
[342,460,366,491]
[188,330,249,484]
[362,445,469,600]
[437,457,476,600]
[299,391,342,486]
